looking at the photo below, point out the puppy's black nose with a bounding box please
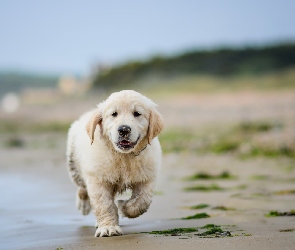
[118,125,131,136]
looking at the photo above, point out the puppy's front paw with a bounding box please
[76,197,91,215]
[94,226,122,237]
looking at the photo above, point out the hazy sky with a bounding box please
[0,0,295,75]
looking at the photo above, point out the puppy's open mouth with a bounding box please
[116,136,139,150]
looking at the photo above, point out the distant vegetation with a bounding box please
[0,72,58,97]
[93,43,295,90]
[1,43,295,97]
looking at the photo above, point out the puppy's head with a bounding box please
[86,90,163,153]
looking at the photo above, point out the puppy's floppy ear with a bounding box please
[85,109,102,145]
[147,108,164,144]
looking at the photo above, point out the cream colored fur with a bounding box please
[66,90,163,237]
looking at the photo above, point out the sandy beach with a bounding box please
[1,91,295,250]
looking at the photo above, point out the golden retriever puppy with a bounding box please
[66,90,163,237]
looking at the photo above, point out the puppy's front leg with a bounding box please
[118,181,154,218]
[86,178,122,237]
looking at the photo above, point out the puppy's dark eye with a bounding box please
[112,112,118,117]
[133,111,141,117]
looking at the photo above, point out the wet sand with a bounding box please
[1,91,295,249]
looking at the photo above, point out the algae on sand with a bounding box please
[201,224,221,229]
[279,229,295,232]
[212,206,236,211]
[197,224,231,237]
[185,171,235,181]
[190,203,210,209]
[265,210,295,217]
[197,227,224,236]
[149,227,198,235]
[181,212,210,220]
[148,224,234,238]
[184,183,224,192]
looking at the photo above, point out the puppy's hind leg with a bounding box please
[76,187,91,216]
[67,141,91,215]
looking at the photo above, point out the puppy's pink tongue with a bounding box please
[120,140,131,145]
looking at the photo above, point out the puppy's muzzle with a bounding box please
[118,125,131,137]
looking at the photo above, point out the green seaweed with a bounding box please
[181,213,210,220]
[184,184,224,192]
[190,203,210,209]
[197,227,223,236]
[148,224,237,238]
[197,224,232,237]
[279,229,295,232]
[149,227,198,235]
[200,224,221,229]
[265,210,295,217]
[185,171,234,181]
[212,206,236,211]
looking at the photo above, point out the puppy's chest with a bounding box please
[109,157,150,184]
